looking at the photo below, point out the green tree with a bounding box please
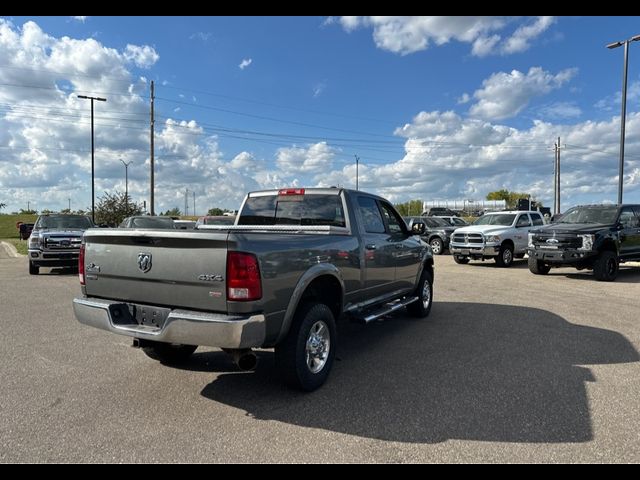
[0,202,6,212]
[95,191,143,226]
[162,207,182,217]
[19,208,37,215]
[486,190,540,209]
[394,199,423,217]
[207,207,225,216]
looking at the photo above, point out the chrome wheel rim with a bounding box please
[306,320,330,374]
[421,278,431,309]
[503,249,513,265]
[430,240,442,254]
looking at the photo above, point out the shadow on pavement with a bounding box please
[199,302,638,444]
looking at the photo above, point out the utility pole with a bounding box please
[78,94,107,223]
[120,159,132,215]
[556,137,561,215]
[184,188,189,216]
[193,191,196,217]
[150,80,155,215]
[68,198,71,211]
[354,154,359,190]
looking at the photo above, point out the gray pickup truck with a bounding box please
[73,188,434,391]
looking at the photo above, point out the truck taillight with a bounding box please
[79,243,85,285]
[277,188,305,196]
[227,252,262,301]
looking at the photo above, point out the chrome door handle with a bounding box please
[365,244,377,250]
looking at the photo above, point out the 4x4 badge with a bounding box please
[137,253,152,273]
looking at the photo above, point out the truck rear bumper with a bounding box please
[73,297,265,349]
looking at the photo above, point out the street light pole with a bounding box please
[120,159,133,215]
[78,95,107,222]
[607,34,640,205]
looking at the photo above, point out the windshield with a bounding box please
[557,206,618,224]
[473,214,516,226]
[36,215,93,229]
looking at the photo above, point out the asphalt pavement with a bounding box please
[1,253,639,462]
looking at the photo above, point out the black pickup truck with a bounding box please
[527,204,640,281]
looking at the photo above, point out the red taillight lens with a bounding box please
[78,243,85,285]
[227,252,262,301]
[277,188,305,196]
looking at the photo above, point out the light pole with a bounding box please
[78,95,107,222]
[120,159,133,215]
[607,34,640,205]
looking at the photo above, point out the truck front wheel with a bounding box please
[528,256,551,275]
[275,302,336,392]
[29,262,39,275]
[593,250,619,281]
[141,341,197,364]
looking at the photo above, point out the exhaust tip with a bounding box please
[237,352,258,371]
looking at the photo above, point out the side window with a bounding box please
[619,207,638,228]
[516,215,531,227]
[531,214,544,226]
[379,202,405,234]
[357,196,385,234]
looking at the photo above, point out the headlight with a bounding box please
[28,235,40,248]
[486,235,501,243]
[528,233,535,248]
[578,234,595,251]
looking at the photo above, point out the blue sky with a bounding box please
[1,16,640,215]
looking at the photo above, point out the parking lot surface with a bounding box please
[1,254,639,462]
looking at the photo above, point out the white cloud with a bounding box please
[123,44,159,69]
[276,142,336,173]
[457,93,471,105]
[72,16,87,23]
[315,109,640,208]
[469,67,578,120]
[336,16,554,56]
[313,81,326,98]
[239,58,252,70]
[189,31,212,42]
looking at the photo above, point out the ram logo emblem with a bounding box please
[137,253,152,273]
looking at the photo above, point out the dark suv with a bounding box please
[405,216,456,255]
[527,204,640,281]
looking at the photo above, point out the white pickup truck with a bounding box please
[449,210,545,267]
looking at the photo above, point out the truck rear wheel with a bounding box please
[275,302,336,392]
[406,269,433,318]
[141,341,197,364]
[528,256,550,275]
[593,250,618,281]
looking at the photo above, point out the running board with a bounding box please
[358,296,420,324]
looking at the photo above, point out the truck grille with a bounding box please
[44,236,82,250]
[531,232,581,249]
[452,233,484,245]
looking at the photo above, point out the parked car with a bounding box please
[405,216,456,255]
[73,188,433,391]
[118,216,176,229]
[28,214,93,275]
[195,215,236,227]
[435,215,469,227]
[173,220,196,229]
[423,207,457,217]
[450,210,545,267]
[527,204,640,281]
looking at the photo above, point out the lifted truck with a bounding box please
[527,204,640,281]
[73,188,434,391]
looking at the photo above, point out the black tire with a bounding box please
[593,250,619,281]
[141,341,197,364]
[29,262,39,275]
[274,302,336,392]
[453,255,470,264]
[495,244,514,268]
[406,269,434,318]
[429,237,444,255]
[528,256,551,275]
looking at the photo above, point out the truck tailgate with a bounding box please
[82,229,229,312]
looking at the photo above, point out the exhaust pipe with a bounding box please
[225,348,258,371]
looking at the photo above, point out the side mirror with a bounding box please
[412,221,426,235]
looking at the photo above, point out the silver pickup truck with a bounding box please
[73,188,434,391]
